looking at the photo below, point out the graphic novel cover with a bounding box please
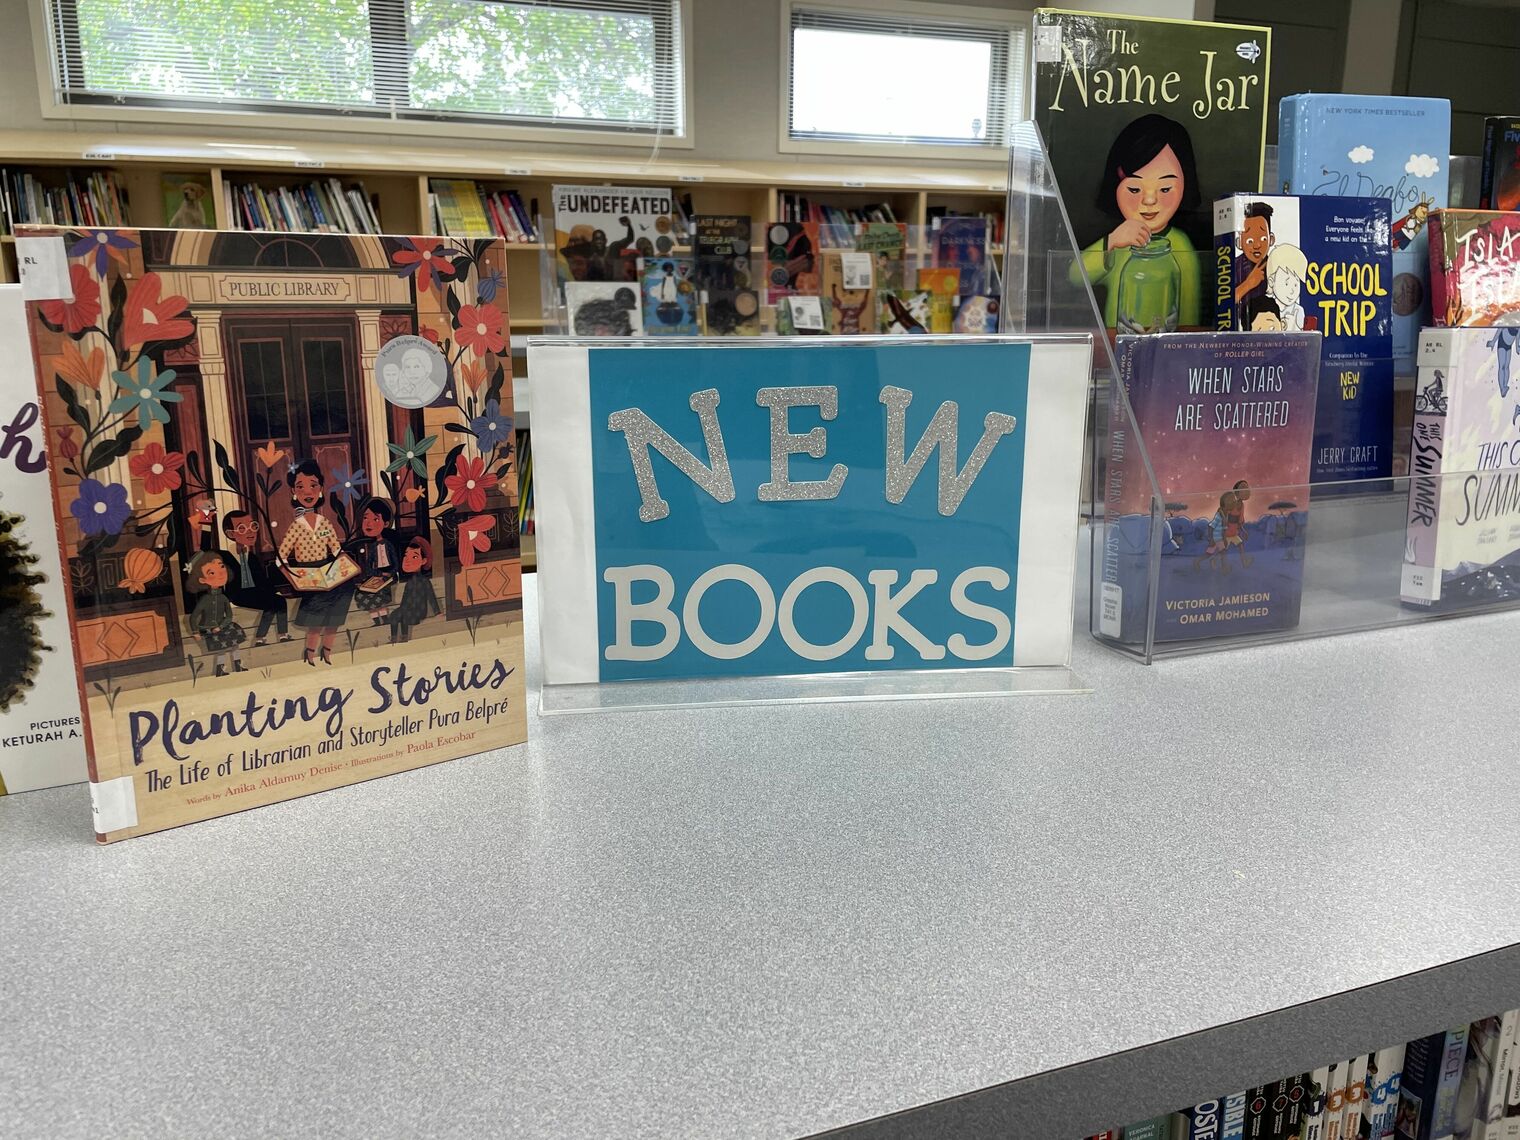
[1402,327,1520,610]
[1100,332,1320,645]
[878,290,931,334]
[19,228,527,841]
[552,183,677,284]
[565,281,643,336]
[1428,210,1520,330]
[765,221,821,304]
[1278,94,1450,366]
[1480,117,1520,212]
[931,216,990,297]
[1033,9,1271,332]
[820,251,876,335]
[917,267,960,333]
[856,222,908,292]
[1214,193,1394,481]
[693,216,760,336]
[0,285,86,795]
[639,255,697,336]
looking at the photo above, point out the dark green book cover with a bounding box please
[1032,9,1271,332]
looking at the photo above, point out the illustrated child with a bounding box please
[1074,113,1204,329]
[222,510,292,645]
[390,537,441,644]
[186,551,246,677]
[1226,480,1252,569]
[1265,244,1308,332]
[831,282,870,335]
[277,458,354,666]
[1234,201,1275,307]
[1195,489,1251,573]
[1245,296,1284,331]
[349,497,398,626]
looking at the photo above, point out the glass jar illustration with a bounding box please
[1115,237,1180,335]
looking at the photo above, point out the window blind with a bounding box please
[47,0,686,135]
[787,5,1024,148]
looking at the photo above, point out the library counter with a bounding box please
[4,572,1520,1139]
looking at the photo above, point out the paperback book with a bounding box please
[639,255,698,336]
[565,281,644,337]
[1032,8,1271,332]
[820,250,877,335]
[693,215,760,336]
[19,227,527,840]
[1428,210,1520,330]
[1480,117,1520,212]
[1278,94,1451,366]
[1402,327,1520,610]
[552,183,677,283]
[765,221,821,304]
[1214,193,1394,481]
[0,285,86,795]
[879,289,931,334]
[1100,332,1321,645]
[931,216,991,297]
[918,267,960,333]
[856,221,908,291]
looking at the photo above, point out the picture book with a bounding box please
[693,215,760,336]
[1429,210,1520,329]
[820,250,876,334]
[639,255,697,336]
[1480,117,1520,212]
[856,221,908,291]
[565,281,644,336]
[764,221,821,303]
[162,174,213,230]
[1214,193,1394,481]
[1100,332,1321,645]
[1402,328,1520,610]
[953,295,1001,333]
[1278,94,1451,366]
[18,227,527,841]
[552,183,677,283]
[1032,9,1271,332]
[878,289,930,334]
[0,285,86,796]
[932,216,991,296]
[918,267,960,333]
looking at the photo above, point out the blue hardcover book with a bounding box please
[1214,193,1394,481]
[1278,94,1451,368]
[1100,332,1321,645]
[638,255,697,336]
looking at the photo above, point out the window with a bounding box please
[785,2,1025,152]
[46,0,686,136]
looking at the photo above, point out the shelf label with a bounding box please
[294,159,326,168]
[505,167,532,176]
[678,174,704,183]
[841,180,865,188]
[15,236,72,301]
[82,149,116,162]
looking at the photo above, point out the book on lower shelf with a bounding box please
[428,178,538,242]
[1,168,130,234]
[223,177,381,233]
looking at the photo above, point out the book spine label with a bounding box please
[1434,1026,1471,1139]
[1099,340,1137,640]
[1186,1099,1222,1140]
[1214,199,1239,332]
[1401,329,1458,604]
[1221,1093,1247,1140]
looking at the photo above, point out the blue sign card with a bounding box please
[530,338,1089,684]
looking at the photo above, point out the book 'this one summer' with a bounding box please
[1033,8,1271,332]
[0,284,86,795]
[1215,193,1394,481]
[19,227,527,841]
[1100,332,1321,646]
[1402,327,1520,610]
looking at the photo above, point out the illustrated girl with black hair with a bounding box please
[1075,113,1205,329]
[0,510,48,723]
[186,550,246,676]
[390,536,440,644]
[277,458,354,666]
[348,497,398,626]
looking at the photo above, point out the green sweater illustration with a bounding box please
[1073,228,1205,330]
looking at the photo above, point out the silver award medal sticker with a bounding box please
[374,335,448,409]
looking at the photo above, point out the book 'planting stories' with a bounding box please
[17,227,527,840]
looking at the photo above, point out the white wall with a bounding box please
[0,0,1210,165]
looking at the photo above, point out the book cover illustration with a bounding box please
[1429,210,1520,329]
[932,216,991,297]
[1480,117,1520,212]
[693,215,760,336]
[918,267,960,333]
[529,337,1091,684]
[552,183,677,284]
[953,295,1001,333]
[856,221,908,292]
[1033,9,1271,332]
[639,255,697,336]
[1278,94,1450,365]
[1403,328,1520,610]
[0,285,86,795]
[565,281,644,336]
[162,174,213,230]
[879,290,931,334]
[820,250,877,335]
[1100,332,1320,645]
[1215,193,1394,481]
[19,227,527,841]
[765,221,821,304]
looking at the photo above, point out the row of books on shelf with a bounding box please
[0,168,129,234]
[1088,1010,1520,1140]
[222,177,382,235]
[515,428,536,539]
[428,179,540,242]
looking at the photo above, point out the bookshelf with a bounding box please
[0,130,1008,334]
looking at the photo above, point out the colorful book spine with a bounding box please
[1428,210,1520,330]
[1221,1091,1248,1140]
[1302,1064,1333,1140]
[1366,1045,1407,1140]
[1182,1098,1223,1140]
[1340,1055,1369,1140]
[1480,117,1520,212]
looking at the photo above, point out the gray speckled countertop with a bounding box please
[4,570,1520,1140]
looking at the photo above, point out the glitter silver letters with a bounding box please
[607,388,736,523]
[879,385,1017,516]
[755,386,848,502]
